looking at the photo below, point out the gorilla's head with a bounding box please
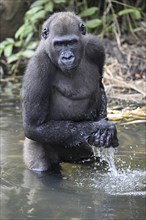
[41,12,86,73]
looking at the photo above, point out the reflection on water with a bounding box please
[0,106,146,220]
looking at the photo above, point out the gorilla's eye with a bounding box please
[54,41,64,47]
[42,27,49,39]
[68,39,78,45]
[79,23,86,35]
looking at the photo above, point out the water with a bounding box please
[91,146,118,175]
[0,106,146,220]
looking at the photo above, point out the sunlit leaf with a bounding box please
[26,6,43,15]
[22,50,35,58]
[27,42,38,50]
[31,10,46,22]
[86,19,102,29]
[54,0,66,3]
[24,33,34,45]
[45,1,54,12]
[30,0,46,8]
[4,44,13,57]
[0,40,8,50]
[80,7,98,17]
[15,41,23,47]
[5,38,14,44]
[7,54,19,63]
[15,25,25,39]
[23,27,34,38]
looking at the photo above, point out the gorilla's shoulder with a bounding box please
[84,34,105,73]
[84,34,105,55]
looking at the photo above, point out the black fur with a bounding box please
[21,12,119,171]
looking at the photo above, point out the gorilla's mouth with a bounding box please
[58,53,78,72]
[59,61,78,74]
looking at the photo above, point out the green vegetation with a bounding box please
[0,0,145,75]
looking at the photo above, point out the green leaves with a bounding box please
[22,50,35,58]
[86,19,102,29]
[30,10,46,22]
[53,0,66,3]
[0,0,144,76]
[7,54,20,64]
[26,6,43,15]
[80,7,98,17]
[4,44,13,57]
[118,8,141,20]
[0,38,14,57]
[79,7,101,30]
[45,2,53,12]
[30,0,47,8]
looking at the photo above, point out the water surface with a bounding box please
[0,106,146,220]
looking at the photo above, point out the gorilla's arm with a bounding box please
[21,53,118,148]
[85,34,105,76]
[85,34,118,147]
[85,34,107,119]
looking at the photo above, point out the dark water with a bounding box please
[0,106,146,220]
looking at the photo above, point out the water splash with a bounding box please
[73,146,146,196]
[73,167,146,196]
[92,146,118,175]
[92,170,146,195]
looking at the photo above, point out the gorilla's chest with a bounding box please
[49,70,99,121]
[50,91,91,120]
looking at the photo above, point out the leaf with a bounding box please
[15,25,25,39]
[54,0,66,3]
[118,8,141,19]
[4,44,13,57]
[131,10,141,20]
[16,26,33,40]
[26,6,43,15]
[27,42,38,50]
[15,41,23,47]
[22,26,34,39]
[31,10,46,22]
[0,40,9,50]
[5,38,14,44]
[86,19,102,29]
[24,33,34,45]
[30,0,46,8]
[7,54,19,64]
[118,8,135,16]
[45,2,54,12]
[80,7,98,17]
[22,50,35,58]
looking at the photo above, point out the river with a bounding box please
[1,106,146,220]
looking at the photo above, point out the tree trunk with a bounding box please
[0,0,33,41]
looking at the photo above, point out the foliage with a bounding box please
[0,0,145,75]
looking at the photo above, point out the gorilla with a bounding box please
[21,12,118,172]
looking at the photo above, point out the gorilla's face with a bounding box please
[52,34,82,72]
[42,13,86,73]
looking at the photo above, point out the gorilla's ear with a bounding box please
[42,27,49,39]
[79,23,86,35]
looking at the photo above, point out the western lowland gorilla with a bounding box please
[21,12,119,171]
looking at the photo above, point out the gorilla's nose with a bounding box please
[61,51,74,60]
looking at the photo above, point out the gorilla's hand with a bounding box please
[89,119,119,148]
